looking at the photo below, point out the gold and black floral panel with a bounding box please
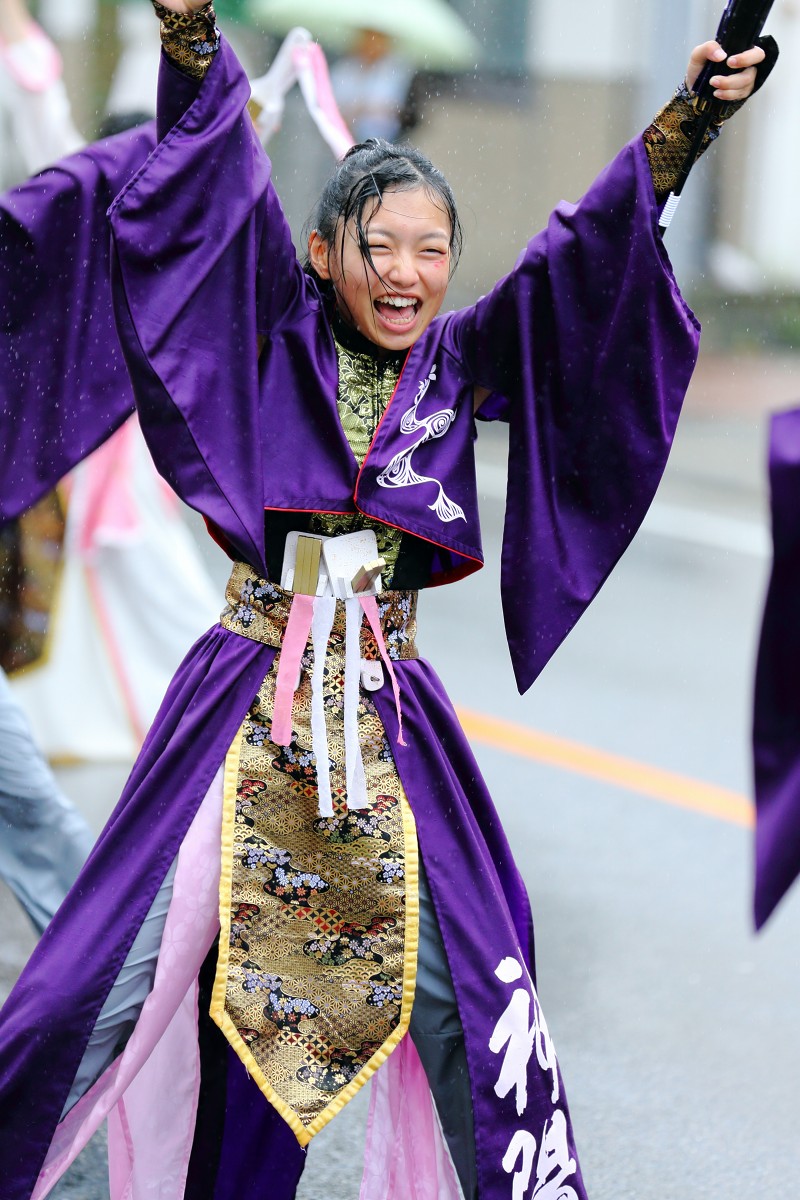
[214,568,420,1143]
[151,1,219,81]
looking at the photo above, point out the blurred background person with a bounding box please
[329,27,415,143]
[256,0,479,246]
[0,0,82,186]
[0,665,93,936]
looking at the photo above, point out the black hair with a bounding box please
[303,138,463,290]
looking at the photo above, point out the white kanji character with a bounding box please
[490,957,559,1114]
[502,1113,579,1200]
[502,1129,537,1200]
[533,1110,578,1198]
[490,970,537,1115]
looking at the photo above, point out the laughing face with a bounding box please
[308,187,452,351]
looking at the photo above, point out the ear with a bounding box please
[308,230,332,280]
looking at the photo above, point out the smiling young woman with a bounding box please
[308,186,452,351]
[0,3,778,1199]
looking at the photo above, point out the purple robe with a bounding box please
[0,40,699,1200]
[753,406,800,929]
[0,123,155,523]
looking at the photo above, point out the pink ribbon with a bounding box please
[359,595,406,748]
[293,41,354,160]
[270,593,315,746]
[270,592,406,814]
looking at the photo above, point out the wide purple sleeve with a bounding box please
[109,39,313,573]
[752,406,800,929]
[0,124,156,524]
[447,138,701,693]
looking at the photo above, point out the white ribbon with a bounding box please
[282,592,403,817]
[310,597,336,818]
[344,597,369,810]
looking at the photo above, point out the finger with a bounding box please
[156,0,207,11]
[714,87,752,101]
[691,40,727,65]
[709,66,757,99]
[727,46,766,69]
[686,40,727,89]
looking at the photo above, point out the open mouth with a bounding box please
[373,295,420,327]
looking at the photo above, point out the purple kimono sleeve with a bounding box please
[753,406,800,929]
[0,124,156,524]
[448,138,701,693]
[110,39,314,572]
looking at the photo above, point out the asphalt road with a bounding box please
[2,360,799,1199]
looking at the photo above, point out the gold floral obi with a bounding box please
[219,561,419,662]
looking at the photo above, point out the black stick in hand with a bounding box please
[659,0,776,232]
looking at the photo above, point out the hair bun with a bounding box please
[343,137,389,161]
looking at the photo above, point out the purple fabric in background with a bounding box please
[0,123,156,524]
[753,406,800,928]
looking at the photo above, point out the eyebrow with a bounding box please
[367,224,450,243]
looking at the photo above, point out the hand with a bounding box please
[154,0,210,14]
[0,0,33,43]
[686,40,766,101]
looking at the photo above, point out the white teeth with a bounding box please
[377,296,417,308]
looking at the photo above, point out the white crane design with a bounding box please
[375,365,466,524]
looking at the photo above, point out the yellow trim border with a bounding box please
[211,724,420,1147]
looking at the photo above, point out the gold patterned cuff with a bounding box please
[151,2,219,81]
[642,85,741,202]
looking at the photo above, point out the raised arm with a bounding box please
[109,30,317,572]
[443,37,775,694]
[644,38,775,207]
[147,1,220,136]
[457,39,772,407]
[145,0,306,333]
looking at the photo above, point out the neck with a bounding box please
[331,309,407,365]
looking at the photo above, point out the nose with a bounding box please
[385,251,419,290]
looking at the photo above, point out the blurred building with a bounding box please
[414,0,796,306]
[727,0,800,287]
[9,0,796,302]
[27,0,265,138]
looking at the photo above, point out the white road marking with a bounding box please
[639,503,769,558]
[476,462,770,558]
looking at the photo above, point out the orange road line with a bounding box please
[455,707,754,829]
